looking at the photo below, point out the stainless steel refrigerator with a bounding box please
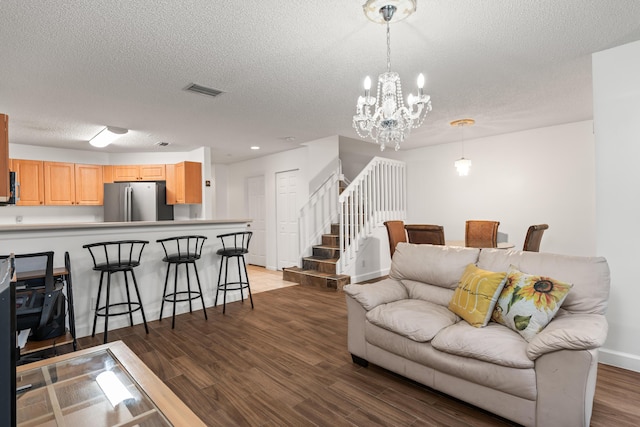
[103,181,174,222]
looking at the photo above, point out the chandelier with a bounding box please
[353,0,432,151]
[451,119,474,176]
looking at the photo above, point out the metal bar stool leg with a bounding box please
[223,256,229,314]
[92,271,105,338]
[159,261,171,321]
[104,272,112,343]
[241,254,254,309]
[236,255,244,303]
[186,263,193,314]
[172,261,179,329]
[214,256,223,307]
[130,270,149,335]
[193,261,208,320]
[123,270,134,327]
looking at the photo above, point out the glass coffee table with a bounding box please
[16,340,204,427]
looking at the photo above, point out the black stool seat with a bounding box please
[215,231,254,314]
[157,235,208,328]
[83,240,149,344]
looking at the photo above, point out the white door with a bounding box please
[247,175,266,266]
[276,169,299,270]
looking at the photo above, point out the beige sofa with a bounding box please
[344,243,610,427]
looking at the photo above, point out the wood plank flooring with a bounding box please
[77,269,640,426]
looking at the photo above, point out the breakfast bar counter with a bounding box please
[1,219,251,339]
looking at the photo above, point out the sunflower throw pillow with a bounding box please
[448,264,508,327]
[491,267,573,341]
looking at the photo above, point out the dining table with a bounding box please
[445,240,515,249]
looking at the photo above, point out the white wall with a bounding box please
[593,39,640,371]
[220,136,340,270]
[2,144,210,223]
[394,121,596,256]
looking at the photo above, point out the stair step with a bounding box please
[331,223,340,235]
[303,256,338,274]
[322,234,339,246]
[312,245,340,258]
[282,267,350,291]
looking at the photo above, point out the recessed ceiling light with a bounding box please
[285,136,296,142]
[155,141,170,147]
[251,146,260,150]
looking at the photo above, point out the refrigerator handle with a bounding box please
[124,186,131,222]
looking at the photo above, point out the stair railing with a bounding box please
[338,157,406,272]
[298,162,341,259]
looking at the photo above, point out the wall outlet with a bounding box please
[15,216,23,223]
[361,259,366,267]
[90,298,96,311]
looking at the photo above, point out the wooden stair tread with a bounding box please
[302,256,339,264]
[313,244,339,250]
[283,267,348,280]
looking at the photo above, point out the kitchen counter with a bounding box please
[1,219,252,339]
[0,219,251,233]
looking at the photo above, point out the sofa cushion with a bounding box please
[366,299,459,342]
[448,264,508,327]
[402,279,454,306]
[477,249,610,315]
[491,267,572,341]
[390,243,480,290]
[431,321,534,369]
[343,279,409,311]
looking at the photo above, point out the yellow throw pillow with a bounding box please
[448,264,508,327]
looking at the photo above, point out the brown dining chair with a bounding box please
[404,224,445,245]
[465,220,500,248]
[523,224,549,252]
[383,220,407,258]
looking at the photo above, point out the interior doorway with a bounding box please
[247,175,266,266]
[276,169,299,270]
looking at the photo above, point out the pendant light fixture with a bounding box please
[451,119,474,176]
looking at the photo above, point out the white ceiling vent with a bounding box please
[184,83,224,98]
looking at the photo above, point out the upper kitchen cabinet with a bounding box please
[12,159,45,205]
[44,162,103,205]
[75,164,103,205]
[44,162,75,205]
[113,164,166,181]
[0,114,9,203]
[166,161,202,205]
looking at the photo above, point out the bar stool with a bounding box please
[214,231,253,314]
[83,240,149,343]
[157,235,208,328]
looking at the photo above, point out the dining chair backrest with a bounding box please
[404,224,445,245]
[383,220,407,258]
[523,224,549,252]
[465,220,500,248]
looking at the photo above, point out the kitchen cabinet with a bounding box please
[113,164,165,181]
[44,162,103,205]
[11,159,45,205]
[44,162,75,205]
[75,163,103,205]
[166,161,202,204]
[0,114,9,203]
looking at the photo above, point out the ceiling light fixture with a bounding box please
[451,119,474,176]
[250,146,260,150]
[89,126,128,148]
[353,0,431,151]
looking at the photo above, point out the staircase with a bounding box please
[282,223,351,290]
[284,156,406,287]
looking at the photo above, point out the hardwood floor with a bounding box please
[77,269,640,426]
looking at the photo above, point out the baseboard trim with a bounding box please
[599,348,640,373]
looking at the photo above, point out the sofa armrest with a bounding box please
[526,313,608,360]
[343,279,408,311]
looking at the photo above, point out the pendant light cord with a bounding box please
[386,20,391,72]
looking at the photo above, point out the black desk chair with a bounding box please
[214,231,254,314]
[83,240,149,343]
[157,235,208,328]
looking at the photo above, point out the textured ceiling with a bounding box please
[1,1,639,163]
